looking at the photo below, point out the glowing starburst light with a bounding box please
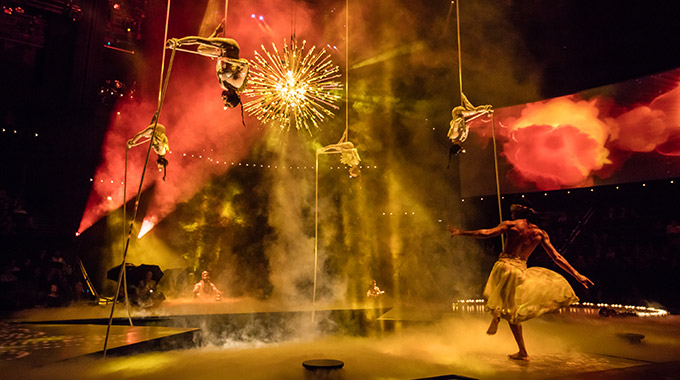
[243,39,343,133]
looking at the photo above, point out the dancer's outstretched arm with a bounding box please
[448,221,510,239]
[540,231,594,288]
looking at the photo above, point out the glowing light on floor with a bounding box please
[243,39,343,133]
[452,299,669,317]
[580,302,669,317]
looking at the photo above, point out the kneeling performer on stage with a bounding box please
[193,270,224,301]
[448,203,593,361]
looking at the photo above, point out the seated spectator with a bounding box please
[44,283,63,308]
[135,270,165,308]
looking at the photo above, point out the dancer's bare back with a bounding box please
[448,219,593,288]
[502,219,545,260]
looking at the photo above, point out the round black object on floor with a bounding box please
[302,359,344,370]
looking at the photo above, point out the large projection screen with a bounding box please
[460,68,680,197]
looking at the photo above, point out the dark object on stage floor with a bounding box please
[107,263,164,284]
[106,263,136,282]
[302,359,344,370]
[598,306,636,318]
[616,332,645,344]
[135,264,164,283]
[412,374,479,380]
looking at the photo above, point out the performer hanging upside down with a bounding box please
[127,115,170,180]
[447,93,493,144]
[448,203,593,361]
[318,130,361,178]
[166,21,249,109]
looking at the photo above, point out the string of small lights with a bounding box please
[459,179,677,203]
[452,299,669,317]
[1,128,40,137]
[89,150,378,185]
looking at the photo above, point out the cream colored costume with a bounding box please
[319,130,361,178]
[127,123,169,156]
[484,254,578,324]
[447,93,492,144]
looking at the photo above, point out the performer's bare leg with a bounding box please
[508,322,529,361]
[486,316,501,335]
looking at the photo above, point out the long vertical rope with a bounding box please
[122,149,133,326]
[455,0,463,106]
[157,0,172,106]
[344,0,349,140]
[455,0,504,248]
[224,0,228,35]
[104,0,174,357]
[313,152,319,322]
[491,114,505,250]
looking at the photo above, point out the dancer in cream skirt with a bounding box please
[449,204,593,361]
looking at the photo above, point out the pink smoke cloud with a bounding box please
[612,83,680,154]
[504,124,604,190]
[498,97,611,190]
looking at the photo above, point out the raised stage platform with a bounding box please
[2,297,679,379]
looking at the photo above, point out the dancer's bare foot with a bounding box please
[486,317,500,335]
[508,352,529,361]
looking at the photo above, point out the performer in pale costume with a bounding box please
[318,130,361,178]
[127,114,170,180]
[193,270,224,301]
[448,203,593,361]
[166,21,249,109]
[447,92,493,144]
[366,280,385,298]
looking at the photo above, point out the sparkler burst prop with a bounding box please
[243,39,343,133]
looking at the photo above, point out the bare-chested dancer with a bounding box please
[448,204,593,361]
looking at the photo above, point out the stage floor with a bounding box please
[2,301,679,379]
[3,296,394,323]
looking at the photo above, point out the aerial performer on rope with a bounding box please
[166,21,250,110]
[127,113,170,180]
[318,130,361,178]
[447,92,493,145]
[446,93,493,167]
[446,0,493,164]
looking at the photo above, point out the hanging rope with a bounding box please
[454,0,504,247]
[224,0,228,35]
[455,0,463,106]
[121,148,133,326]
[344,0,349,141]
[103,0,176,357]
[490,113,504,226]
[313,151,319,322]
[290,0,297,41]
